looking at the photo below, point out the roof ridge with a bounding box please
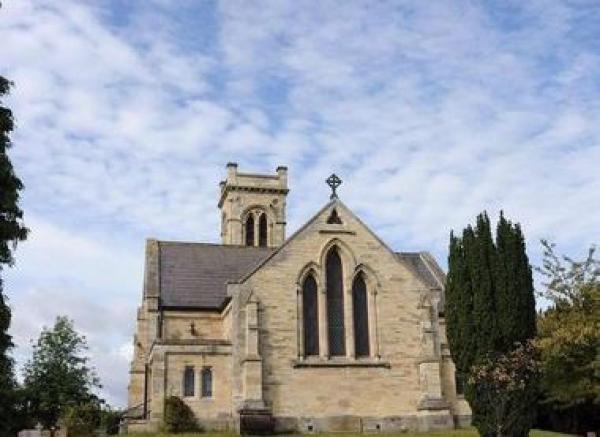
[157,240,273,250]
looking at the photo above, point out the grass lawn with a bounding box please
[129,429,574,437]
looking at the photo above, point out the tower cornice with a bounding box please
[217,185,289,208]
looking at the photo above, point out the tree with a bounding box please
[469,342,539,437]
[469,213,498,357]
[1,74,29,435]
[23,316,102,427]
[445,231,475,390]
[535,241,599,433]
[445,211,537,436]
[0,77,29,267]
[0,276,18,435]
[59,402,102,437]
[495,214,536,352]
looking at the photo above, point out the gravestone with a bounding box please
[18,423,43,437]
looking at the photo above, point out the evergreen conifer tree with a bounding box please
[445,211,537,436]
[470,213,498,356]
[0,75,29,435]
[446,231,475,390]
[495,213,536,351]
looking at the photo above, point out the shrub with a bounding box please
[59,402,101,437]
[469,342,539,437]
[163,396,199,433]
[100,408,122,435]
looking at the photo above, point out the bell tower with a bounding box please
[218,162,288,247]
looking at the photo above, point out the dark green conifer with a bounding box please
[445,211,537,436]
[468,213,498,357]
[445,232,474,389]
[495,213,536,351]
[1,75,28,435]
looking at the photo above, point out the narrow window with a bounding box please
[245,214,255,246]
[326,247,345,356]
[201,367,213,398]
[352,273,370,357]
[258,213,268,247]
[302,274,319,356]
[183,366,195,397]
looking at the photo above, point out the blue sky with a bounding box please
[1,0,599,407]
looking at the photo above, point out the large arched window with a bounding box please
[302,274,319,356]
[352,273,370,357]
[258,213,268,247]
[245,214,255,246]
[326,247,345,356]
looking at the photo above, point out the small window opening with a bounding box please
[326,208,342,224]
[307,425,314,432]
[258,213,268,247]
[183,366,195,397]
[201,367,213,398]
[245,214,255,246]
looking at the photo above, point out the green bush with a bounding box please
[163,396,199,433]
[59,402,101,436]
[100,408,122,435]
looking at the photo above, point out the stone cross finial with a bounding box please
[326,173,342,199]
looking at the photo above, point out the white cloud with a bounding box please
[1,0,599,407]
[4,216,141,406]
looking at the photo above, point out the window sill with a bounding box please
[292,357,390,368]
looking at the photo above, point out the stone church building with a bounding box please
[126,163,471,433]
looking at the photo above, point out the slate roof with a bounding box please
[159,242,274,309]
[395,252,445,290]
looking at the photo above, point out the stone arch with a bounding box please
[319,238,357,278]
[242,205,275,247]
[353,263,381,293]
[241,204,274,222]
[296,261,322,288]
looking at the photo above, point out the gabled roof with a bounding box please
[156,199,447,311]
[237,198,401,283]
[236,198,447,292]
[395,252,445,290]
[158,242,273,309]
